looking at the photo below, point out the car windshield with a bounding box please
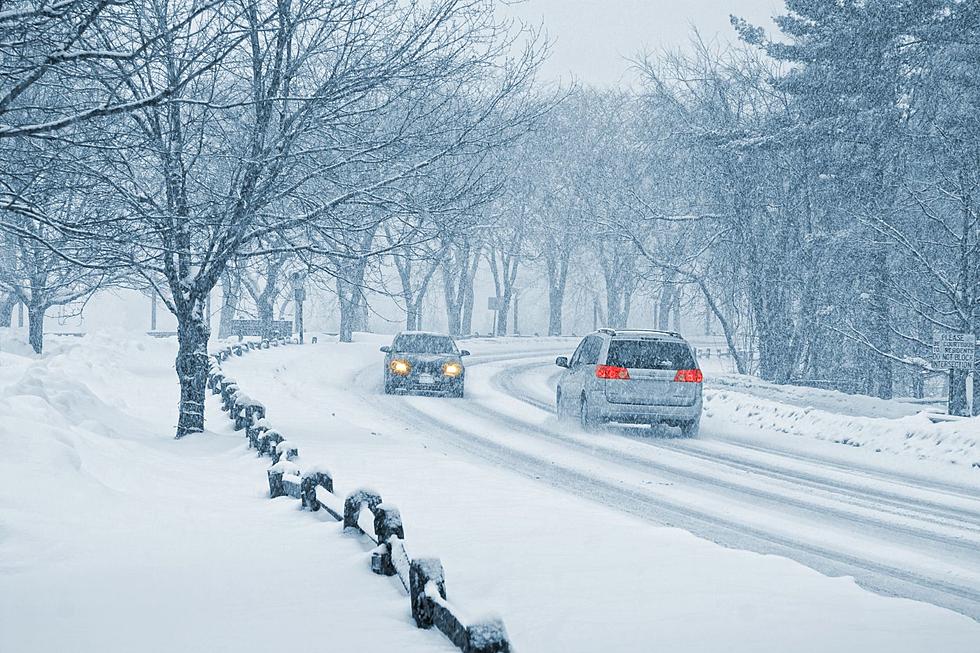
[605,340,695,370]
[392,334,458,354]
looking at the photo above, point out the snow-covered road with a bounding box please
[474,354,980,616]
[226,334,980,651]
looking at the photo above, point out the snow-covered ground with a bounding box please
[2,332,979,652]
[0,333,455,653]
[693,360,979,469]
[224,333,980,650]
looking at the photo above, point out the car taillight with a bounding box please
[674,369,703,383]
[596,365,630,380]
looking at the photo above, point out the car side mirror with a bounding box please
[380,346,391,353]
[459,350,471,357]
[556,356,569,368]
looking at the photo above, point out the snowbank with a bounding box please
[702,380,980,469]
[0,333,453,653]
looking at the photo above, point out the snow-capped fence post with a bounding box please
[465,618,511,653]
[247,419,268,450]
[258,429,283,456]
[234,397,265,432]
[410,558,446,628]
[268,469,285,498]
[300,469,333,511]
[272,440,298,464]
[219,378,238,410]
[343,489,383,531]
[267,460,300,498]
[372,504,404,576]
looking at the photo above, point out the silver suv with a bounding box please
[555,329,703,436]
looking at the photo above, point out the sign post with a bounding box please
[932,333,976,416]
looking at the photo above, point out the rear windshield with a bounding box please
[605,340,695,370]
[393,334,458,354]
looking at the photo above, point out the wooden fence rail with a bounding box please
[209,336,512,653]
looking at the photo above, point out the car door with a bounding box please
[565,336,602,403]
[558,339,587,411]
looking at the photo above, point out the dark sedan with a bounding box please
[381,331,469,397]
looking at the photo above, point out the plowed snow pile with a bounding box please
[701,369,980,468]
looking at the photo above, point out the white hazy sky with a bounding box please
[500,0,782,86]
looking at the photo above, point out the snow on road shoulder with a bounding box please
[224,335,980,653]
[694,358,979,469]
[0,332,454,653]
[702,385,980,470]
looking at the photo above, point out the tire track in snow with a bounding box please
[351,353,980,621]
[490,359,980,532]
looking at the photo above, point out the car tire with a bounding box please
[555,390,564,420]
[450,384,464,399]
[383,376,394,395]
[680,420,700,438]
[579,396,598,432]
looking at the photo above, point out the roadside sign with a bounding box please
[487,296,499,311]
[932,333,976,371]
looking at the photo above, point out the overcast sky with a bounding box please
[500,0,782,87]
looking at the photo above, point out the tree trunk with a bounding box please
[218,272,240,339]
[868,249,893,399]
[0,293,15,327]
[460,255,479,335]
[405,294,421,331]
[405,284,428,331]
[354,293,369,332]
[948,369,969,417]
[337,276,355,343]
[496,288,511,336]
[697,279,748,375]
[657,285,674,330]
[973,370,979,417]
[175,301,210,438]
[547,285,563,336]
[257,298,274,339]
[27,304,45,354]
[672,288,682,333]
[150,293,158,331]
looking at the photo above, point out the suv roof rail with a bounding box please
[616,328,685,339]
[594,327,685,339]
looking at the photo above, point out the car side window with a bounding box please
[569,339,586,367]
[581,336,603,365]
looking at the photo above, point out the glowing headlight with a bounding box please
[390,359,411,376]
[442,362,463,378]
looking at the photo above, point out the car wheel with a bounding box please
[680,420,700,438]
[579,396,598,432]
[555,390,564,420]
[383,375,394,395]
[453,384,464,399]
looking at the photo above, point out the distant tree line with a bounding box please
[0,0,548,435]
[2,0,978,429]
[479,1,979,413]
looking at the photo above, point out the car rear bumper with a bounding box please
[589,390,701,425]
